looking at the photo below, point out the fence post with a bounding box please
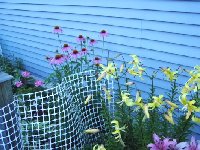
[0,72,13,107]
[0,72,14,149]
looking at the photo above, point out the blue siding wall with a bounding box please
[0,0,199,137]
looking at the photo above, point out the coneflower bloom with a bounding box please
[93,57,101,66]
[100,30,109,37]
[53,26,63,34]
[15,81,23,87]
[62,44,71,52]
[81,48,87,55]
[49,54,65,65]
[21,71,30,78]
[71,49,80,59]
[35,80,44,87]
[89,39,97,46]
[76,35,85,43]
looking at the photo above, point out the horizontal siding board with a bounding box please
[1,29,199,69]
[1,14,200,48]
[1,9,200,37]
[0,3,200,25]
[0,0,200,13]
[1,23,200,61]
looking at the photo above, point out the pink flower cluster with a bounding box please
[35,80,44,87]
[21,71,30,78]
[15,81,23,87]
[148,133,200,150]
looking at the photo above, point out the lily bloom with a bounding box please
[35,80,44,87]
[147,133,177,150]
[176,136,200,150]
[76,35,85,43]
[84,128,100,134]
[161,67,178,82]
[21,71,30,78]
[97,63,116,81]
[15,81,23,87]
[111,120,126,147]
[100,30,109,37]
[89,39,97,46]
[84,94,92,105]
[93,144,106,150]
[62,44,71,52]
[53,26,63,34]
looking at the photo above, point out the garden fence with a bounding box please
[0,70,114,150]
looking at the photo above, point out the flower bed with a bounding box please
[0,26,200,150]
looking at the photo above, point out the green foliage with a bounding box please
[0,55,23,77]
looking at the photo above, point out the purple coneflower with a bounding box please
[93,57,101,66]
[49,54,65,65]
[35,80,44,87]
[15,81,23,88]
[89,39,97,46]
[76,35,85,43]
[100,30,109,37]
[21,71,30,78]
[53,26,63,34]
[62,44,71,52]
[71,50,80,59]
[81,48,88,55]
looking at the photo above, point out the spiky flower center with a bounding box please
[101,30,106,34]
[95,57,100,60]
[54,26,60,29]
[73,50,79,54]
[55,54,63,60]
[78,35,83,39]
[82,48,87,52]
[63,44,69,47]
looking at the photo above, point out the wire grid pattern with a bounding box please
[8,70,114,150]
[0,101,23,150]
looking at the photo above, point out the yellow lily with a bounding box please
[84,94,92,105]
[148,95,164,110]
[84,128,100,134]
[93,144,106,150]
[98,63,116,81]
[120,91,134,106]
[111,120,126,147]
[102,87,112,102]
[164,101,178,124]
[120,64,124,72]
[164,111,175,125]
[192,116,200,123]
[161,68,178,82]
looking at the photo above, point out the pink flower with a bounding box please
[189,136,200,150]
[89,39,97,46]
[35,80,44,87]
[81,48,87,55]
[49,54,65,65]
[21,71,30,78]
[15,81,23,87]
[147,134,177,150]
[93,57,101,66]
[71,49,80,59]
[53,26,63,34]
[76,35,85,43]
[100,30,109,37]
[62,44,71,52]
